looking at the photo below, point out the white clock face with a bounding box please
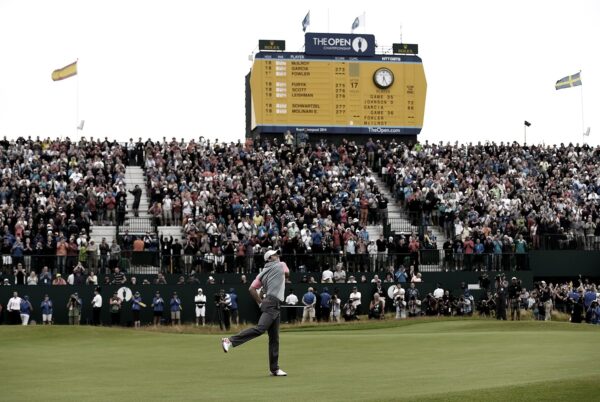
[373,68,394,89]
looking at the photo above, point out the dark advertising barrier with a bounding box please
[0,270,531,325]
[529,251,600,277]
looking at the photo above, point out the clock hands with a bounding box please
[373,68,393,89]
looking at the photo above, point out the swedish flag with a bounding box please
[555,72,582,90]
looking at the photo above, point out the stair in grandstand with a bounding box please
[366,224,384,241]
[124,166,150,216]
[369,171,446,272]
[369,172,418,233]
[120,165,153,235]
[157,225,184,243]
[127,264,160,275]
[89,225,117,246]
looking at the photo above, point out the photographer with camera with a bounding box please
[478,273,490,291]
[215,289,231,331]
[67,292,82,325]
[508,277,521,320]
[391,284,406,319]
[539,281,552,321]
[456,295,472,316]
[368,293,384,320]
[569,287,585,323]
[342,298,356,321]
[349,286,362,316]
[407,295,421,317]
[460,282,474,316]
[495,274,507,320]
[589,300,600,324]
[477,291,495,317]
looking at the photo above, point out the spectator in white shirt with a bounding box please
[321,265,334,283]
[7,292,22,325]
[86,271,98,286]
[333,263,346,283]
[91,289,102,326]
[330,291,341,322]
[349,287,362,315]
[367,241,378,272]
[69,168,83,184]
[27,271,38,285]
[433,283,444,299]
[162,195,173,225]
[285,289,298,324]
[67,271,75,285]
[285,289,299,323]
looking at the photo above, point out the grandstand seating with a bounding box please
[2,136,600,281]
[3,136,600,327]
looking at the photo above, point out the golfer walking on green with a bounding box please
[222,249,289,376]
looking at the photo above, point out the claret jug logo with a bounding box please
[352,37,368,53]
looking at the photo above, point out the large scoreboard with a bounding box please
[249,46,426,136]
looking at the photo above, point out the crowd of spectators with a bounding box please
[142,136,398,274]
[144,138,600,276]
[0,136,138,275]
[4,135,600,282]
[376,140,600,254]
[5,276,598,326]
[285,275,600,325]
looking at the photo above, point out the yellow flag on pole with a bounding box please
[51,61,78,81]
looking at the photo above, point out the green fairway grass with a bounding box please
[1,320,599,402]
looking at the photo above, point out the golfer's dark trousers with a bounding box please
[230,295,280,372]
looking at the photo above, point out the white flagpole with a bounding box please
[76,59,80,138]
[363,11,366,32]
[580,70,585,143]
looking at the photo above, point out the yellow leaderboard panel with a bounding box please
[250,53,426,135]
